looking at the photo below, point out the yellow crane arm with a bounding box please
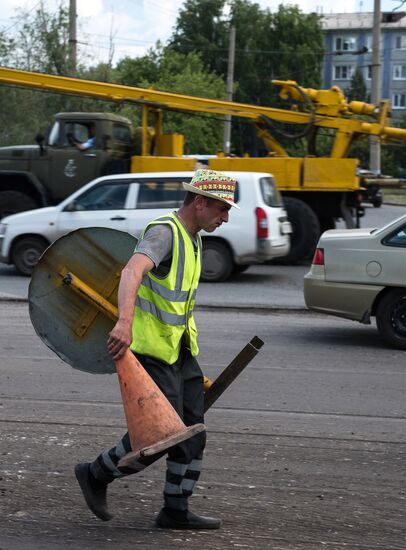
[1,67,406,158]
[0,66,311,123]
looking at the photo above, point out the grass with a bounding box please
[382,186,406,205]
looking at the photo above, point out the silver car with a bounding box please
[304,214,406,349]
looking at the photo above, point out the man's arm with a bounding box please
[75,137,95,151]
[107,252,154,360]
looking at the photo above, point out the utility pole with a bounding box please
[223,24,236,155]
[370,0,381,174]
[68,0,77,76]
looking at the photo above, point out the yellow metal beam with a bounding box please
[2,66,406,159]
[3,66,403,138]
[60,269,119,321]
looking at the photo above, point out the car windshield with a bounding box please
[73,182,129,210]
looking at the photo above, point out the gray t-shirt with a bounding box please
[135,213,197,278]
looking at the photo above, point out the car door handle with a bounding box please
[84,153,97,158]
[110,216,126,221]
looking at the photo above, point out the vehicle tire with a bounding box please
[12,237,49,276]
[376,289,406,350]
[372,196,383,208]
[0,191,38,220]
[201,240,234,282]
[276,197,320,264]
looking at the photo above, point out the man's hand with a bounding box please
[107,320,132,360]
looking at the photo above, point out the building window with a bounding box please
[335,36,357,52]
[365,34,373,51]
[392,93,406,109]
[393,64,406,80]
[395,34,406,49]
[333,65,354,80]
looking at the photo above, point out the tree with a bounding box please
[0,3,71,145]
[169,0,325,154]
[5,2,70,75]
[0,4,121,145]
[115,46,162,87]
[171,1,324,100]
[170,0,228,76]
[346,68,367,102]
[116,47,227,153]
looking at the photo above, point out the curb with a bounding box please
[0,294,28,302]
[196,304,308,313]
[0,294,309,313]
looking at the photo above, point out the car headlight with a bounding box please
[0,223,8,236]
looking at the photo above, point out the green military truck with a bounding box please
[0,112,134,219]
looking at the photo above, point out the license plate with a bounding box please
[281,221,292,235]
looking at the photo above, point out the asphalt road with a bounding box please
[0,303,405,549]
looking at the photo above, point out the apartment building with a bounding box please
[322,11,406,118]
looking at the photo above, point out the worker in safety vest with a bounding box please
[74,169,239,529]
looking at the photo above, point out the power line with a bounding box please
[87,33,157,46]
[145,0,180,16]
[0,1,42,34]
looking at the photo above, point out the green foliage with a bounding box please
[0,86,116,146]
[0,3,71,145]
[170,0,228,76]
[169,0,324,154]
[5,2,70,74]
[346,68,368,102]
[171,1,324,102]
[348,137,404,177]
[117,47,227,153]
[115,47,162,86]
[0,34,15,66]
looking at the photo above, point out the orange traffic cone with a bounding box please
[116,350,206,468]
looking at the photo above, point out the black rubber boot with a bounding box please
[156,508,221,530]
[74,462,113,521]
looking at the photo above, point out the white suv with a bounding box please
[0,171,291,281]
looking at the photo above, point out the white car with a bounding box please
[0,171,291,281]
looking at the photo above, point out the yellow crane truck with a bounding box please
[0,66,405,262]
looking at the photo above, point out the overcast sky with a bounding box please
[1,0,403,65]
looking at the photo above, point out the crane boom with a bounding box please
[1,66,406,157]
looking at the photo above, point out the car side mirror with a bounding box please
[35,133,46,156]
[64,201,80,212]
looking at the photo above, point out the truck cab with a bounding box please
[0,112,133,219]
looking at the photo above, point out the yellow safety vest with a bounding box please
[130,213,202,365]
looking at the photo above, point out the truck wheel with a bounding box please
[280,197,320,264]
[12,237,48,276]
[376,289,406,350]
[201,241,234,282]
[0,191,38,220]
[372,196,383,208]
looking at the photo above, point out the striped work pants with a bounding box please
[89,348,206,512]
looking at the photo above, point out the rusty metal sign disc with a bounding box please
[29,227,137,374]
